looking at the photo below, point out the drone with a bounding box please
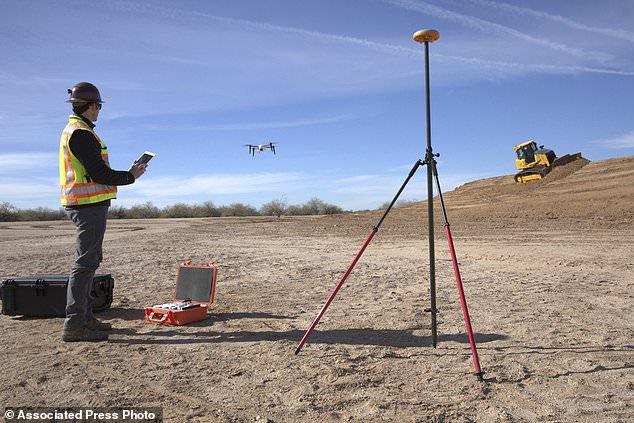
[245,142,277,156]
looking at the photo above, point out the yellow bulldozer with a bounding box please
[513,140,582,183]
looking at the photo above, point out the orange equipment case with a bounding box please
[144,260,218,326]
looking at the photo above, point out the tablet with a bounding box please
[135,151,155,165]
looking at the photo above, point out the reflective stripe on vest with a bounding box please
[59,114,117,206]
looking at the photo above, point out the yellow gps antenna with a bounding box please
[412,29,440,44]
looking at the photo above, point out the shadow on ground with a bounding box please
[100,308,294,322]
[109,326,508,348]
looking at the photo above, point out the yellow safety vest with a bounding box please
[59,114,117,206]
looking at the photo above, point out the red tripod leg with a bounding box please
[295,160,423,355]
[444,224,484,381]
[295,229,376,354]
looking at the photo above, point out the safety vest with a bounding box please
[59,114,117,206]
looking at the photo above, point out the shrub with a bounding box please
[126,202,161,219]
[379,199,420,210]
[17,207,65,221]
[0,202,18,222]
[195,201,221,217]
[0,202,66,221]
[260,199,287,217]
[161,203,197,218]
[285,204,304,216]
[0,198,344,221]
[218,203,260,217]
[108,206,128,219]
[321,203,343,215]
[283,198,343,216]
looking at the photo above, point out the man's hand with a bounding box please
[130,162,148,179]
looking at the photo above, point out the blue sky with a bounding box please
[1,0,633,210]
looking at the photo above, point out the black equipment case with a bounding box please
[0,274,114,317]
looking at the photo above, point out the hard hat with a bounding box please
[66,82,103,104]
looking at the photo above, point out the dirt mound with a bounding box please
[299,156,634,239]
[369,155,634,235]
[450,156,590,198]
[533,156,590,185]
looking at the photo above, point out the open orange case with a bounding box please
[144,260,218,326]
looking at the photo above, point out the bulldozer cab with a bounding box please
[514,141,539,170]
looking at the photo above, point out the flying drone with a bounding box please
[245,142,277,156]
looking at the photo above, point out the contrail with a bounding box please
[593,130,634,149]
[436,54,634,76]
[110,0,419,58]
[466,0,634,43]
[111,0,633,77]
[383,0,614,63]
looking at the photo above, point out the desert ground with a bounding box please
[1,156,633,422]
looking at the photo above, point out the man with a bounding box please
[60,82,147,342]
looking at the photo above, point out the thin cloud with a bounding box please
[437,54,634,77]
[333,170,491,196]
[130,115,364,132]
[466,0,634,43]
[336,175,382,184]
[0,178,57,202]
[112,0,418,58]
[113,0,630,78]
[0,153,57,173]
[127,172,305,198]
[594,131,634,149]
[384,0,613,63]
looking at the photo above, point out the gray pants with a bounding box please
[64,205,108,331]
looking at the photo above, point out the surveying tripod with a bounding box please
[294,30,484,381]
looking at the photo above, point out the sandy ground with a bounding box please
[1,157,633,422]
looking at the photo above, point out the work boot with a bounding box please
[86,318,112,331]
[62,327,109,342]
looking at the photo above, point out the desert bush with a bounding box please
[379,199,420,210]
[300,197,342,215]
[0,202,18,222]
[285,204,304,216]
[107,206,128,219]
[218,203,260,217]
[0,198,344,221]
[321,203,343,215]
[302,197,324,215]
[283,198,343,216]
[17,207,66,221]
[161,203,198,218]
[196,201,221,217]
[259,198,287,217]
[125,201,161,219]
[0,202,66,221]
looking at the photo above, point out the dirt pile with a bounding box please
[303,156,633,239]
[384,155,634,232]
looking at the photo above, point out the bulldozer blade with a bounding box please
[552,152,582,168]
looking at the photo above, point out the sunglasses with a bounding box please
[96,103,102,110]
